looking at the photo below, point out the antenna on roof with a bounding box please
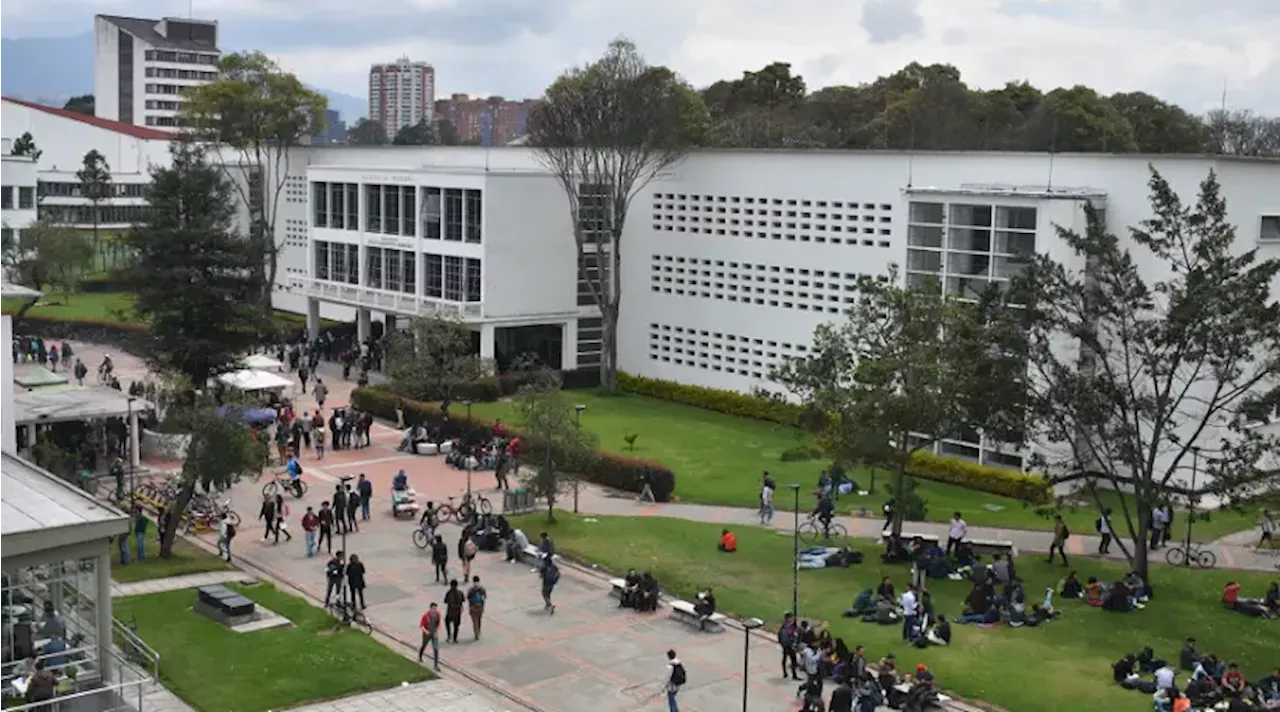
[906,106,916,189]
[1220,78,1228,112]
[1046,114,1058,191]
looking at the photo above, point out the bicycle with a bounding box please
[797,514,848,545]
[262,475,307,499]
[1165,542,1217,568]
[327,599,372,634]
[412,518,435,549]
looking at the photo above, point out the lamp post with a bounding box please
[126,396,137,502]
[788,483,801,619]
[1184,446,1200,565]
[573,405,585,513]
[741,617,764,712]
[463,400,474,496]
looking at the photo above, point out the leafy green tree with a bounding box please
[179,51,328,311]
[1023,86,1138,153]
[1010,168,1280,581]
[433,118,459,146]
[383,315,493,415]
[3,217,94,303]
[76,149,113,258]
[1204,109,1280,157]
[770,267,1027,545]
[348,118,388,145]
[513,367,599,522]
[1109,92,1208,153]
[63,95,95,116]
[529,37,710,391]
[121,141,267,386]
[393,119,436,145]
[10,132,42,160]
[157,406,265,557]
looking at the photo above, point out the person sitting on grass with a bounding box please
[1123,571,1150,601]
[1255,667,1280,709]
[1264,581,1279,616]
[877,653,901,695]
[875,576,896,604]
[1060,571,1084,598]
[1084,576,1105,606]
[1185,671,1223,709]
[1222,581,1275,618]
[844,589,877,618]
[1102,579,1135,612]
[1221,663,1247,698]
[619,569,641,609]
[717,528,738,553]
[1112,655,1137,684]
[1180,637,1201,671]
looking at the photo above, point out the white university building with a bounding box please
[92,14,221,131]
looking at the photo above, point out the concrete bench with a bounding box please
[880,532,942,547]
[669,599,726,631]
[608,578,627,599]
[966,538,1018,557]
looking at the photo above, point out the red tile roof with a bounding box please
[2,96,174,140]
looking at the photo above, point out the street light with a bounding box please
[788,483,801,619]
[741,617,765,712]
[1184,447,1201,564]
[126,396,137,502]
[573,405,586,513]
[463,400,474,497]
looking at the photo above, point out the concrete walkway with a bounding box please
[110,570,249,598]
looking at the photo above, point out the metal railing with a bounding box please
[298,277,484,319]
[2,646,150,712]
[112,617,160,683]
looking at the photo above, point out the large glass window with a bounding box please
[346,245,360,284]
[425,254,444,297]
[384,186,401,235]
[422,188,442,239]
[329,183,345,229]
[464,189,482,243]
[402,251,417,294]
[465,258,482,302]
[345,184,359,229]
[365,184,382,233]
[444,189,463,241]
[908,201,945,224]
[386,249,403,291]
[315,241,330,280]
[444,255,464,300]
[331,242,348,282]
[402,187,416,237]
[18,187,34,210]
[312,182,328,227]
[366,246,384,288]
[579,183,611,244]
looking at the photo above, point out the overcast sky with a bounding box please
[2,0,1277,113]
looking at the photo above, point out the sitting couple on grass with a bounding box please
[1061,570,1149,612]
[617,569,660,612]
[1221,581,1279,619]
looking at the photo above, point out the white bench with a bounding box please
[967,538,1018,557]
[880,532,942,546]
[608,578,627,599]
[668,599,726,631]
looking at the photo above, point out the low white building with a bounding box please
[1,149,38,246]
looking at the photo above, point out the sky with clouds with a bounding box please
[2,0,1277,113]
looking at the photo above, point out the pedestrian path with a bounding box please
[111,570,249,598]
[570,486,1280,573]
[287,680,517,712]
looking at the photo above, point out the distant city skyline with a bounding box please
[1,0,1278,115]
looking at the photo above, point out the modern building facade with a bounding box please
[92,14,221,130]
[310,109,348,145]
[434,95,536,146]
[368,58,435,142]
[1,149,39,248]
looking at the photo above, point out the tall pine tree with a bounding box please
[123,141,266,386]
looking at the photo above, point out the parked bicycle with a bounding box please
[327,599,371,634]
[797,513,849,545]
[1165,542,1217,568]
[433,493,492,525]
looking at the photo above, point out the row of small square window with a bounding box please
[648,353,767,380]
[649,324,807,354]
[652,255,872,280]
[655,204,890,223]
[655,213,892,229]
[654,193,893,212]
[651,286,846,314]
[654,223,892,245]
[652,262,855,290]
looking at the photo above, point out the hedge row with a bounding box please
[418,367,601,403]
[350,385,675,502]
[615,371,1052,504]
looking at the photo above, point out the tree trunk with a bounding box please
[159,482,196,558]
[890,456,908,548]
[600,309,619,392]
[544,447,556,523]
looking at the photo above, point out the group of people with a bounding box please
[1111,638,1280,711]
[1220,580,1280,619]
[295,475,376,557]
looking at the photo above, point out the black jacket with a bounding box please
[346,561,366,589]
[829,683,854,712]
[259,501,277,522]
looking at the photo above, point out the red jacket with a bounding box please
[302,512,319,532]
[507,437,525,457]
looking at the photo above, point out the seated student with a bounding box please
[1192,654,1224,682]
[1113,655,1137,684]
[844,589,877,618]
[924,614,952,645]
[1102,579,1134,612]
[693,587,716,627]
[1266,581,1280,615]
[1084,576,1105,606]
[1123,571,1150,601]
[1136,646,1168,674]
[991,554,1014,585]
[1255,667,1280,708]
[392,469,409,491]
[875,577,896,603]
[877,654,901,694]
[1060,571,1084,598]
[506,528,530,562]
[717,528,738,553]
[922,546,954,580]
[1222,581,1274,617]
[1180,638,1201,671]
[1222,663,1247,698]
[619,569,641,608]
[866,597,899,625]
[952,540,976,567]
[963,582,992,616]
[636,572,660,612]
[1185,673,1223,709]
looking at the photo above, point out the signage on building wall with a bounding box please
[359,173,416,184]
[365,236,415,249]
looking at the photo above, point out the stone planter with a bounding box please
[142,429,191,460]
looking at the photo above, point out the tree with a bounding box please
[529,38,710,391]
[393,119,436,145]
[383,315,493,415]
[512,367,599,522]
[157,406,264,558]
[121,141,267,386]
[10,132,42,160]
[64,95,95,116]
[433,118,460,146]
[1109,92,1208,153]
[1010,168,1280,581]
[76,149,113,259]
[770,267,1027,545]
[348,118,388,145]
[3,217,94,302]
[179,51,328,311]
[1204,109,1280,157]
[1025,86,1139,153]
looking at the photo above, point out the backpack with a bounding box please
[225,523,236,538]
[469,587,486,607]
[295,462,303,475]
[778,623,795,647]
[1095,518,1103,532]
[546,565,561,585]
[670,662,686,687]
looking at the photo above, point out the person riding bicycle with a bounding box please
[815,492,836,537]
[283,453,303,496]
[99,354,114,379]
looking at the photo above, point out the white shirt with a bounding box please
[802,647,820,675]
[1263,515,1276,535]
[1155,666,1175,690]
[948,518,967,540]
[900,590,918,616]
[761,486,774,506]
[1152,507,1168,528]
[1099,515,1111,535]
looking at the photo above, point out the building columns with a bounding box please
[306,298,321,341]
[357,308,372,343]
[561,319,578,370]
[95,552,114,683]
[128,410,140,469]
[479,324,495,361]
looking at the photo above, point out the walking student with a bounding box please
[946,512,967,557]
[275,494,293,543]
[260,494,278,543]
[443,580,464,643]
[345,484,360,533]
[460,534,477,578]
[663,650,686,712]
[347,554,367,609]
[1097,508,1114,554]
[1048,515,1070,566]
[1260,509,1276,548]
[132,505,148,560]
[778,612,801,680]
[217,512,235,562]
[466,576,487,640]
[302,505,319,557]
[431,535,449,582]
[317,501,334,554]
[333,484,347,535]
[540,558,560,614]
[357,473,373,520]
[418,602,442,670]
[759,471,776,524]
[324,551,345,607]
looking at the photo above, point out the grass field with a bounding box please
[511,514,1279,712]
[110,523,231,583]
[1,290,340,331]
[113,582,431,712]
[475,392,1266,540]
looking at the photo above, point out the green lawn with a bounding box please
[475,392,1265,540]
[113,582,431,712]
[512,514,1278,712]
[1,291,138,322]
[110,525,230,583]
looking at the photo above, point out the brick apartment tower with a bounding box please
[434,94,537,146]
[368,57,435,142]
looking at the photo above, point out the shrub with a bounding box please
[350,385,675,501]
[617,372,803,425]
[779,444,823,462]
[905,450,1052,504]
[397,367,602,404]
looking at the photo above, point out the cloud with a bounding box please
[861,0,925,44]
[1,0,1277,114]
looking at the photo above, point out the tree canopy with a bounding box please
[10,132,41,160]
[0,218,93,302]
[348,118,388,145]
[384,315,493,415]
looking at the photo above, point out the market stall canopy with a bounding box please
[13,364,69,389]
[11,386,153,426]
[216,369,292,393]
[242,354,284,370]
